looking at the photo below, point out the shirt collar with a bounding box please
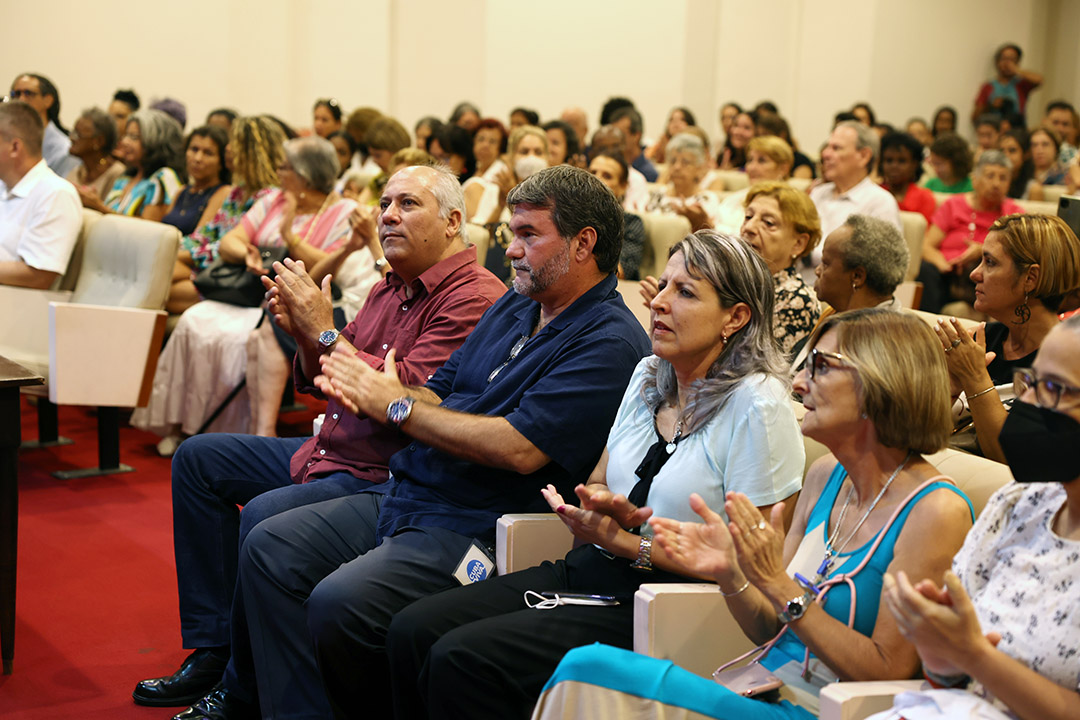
[3,159,50,200]
[384,245,481,301]
[511,273,619,333]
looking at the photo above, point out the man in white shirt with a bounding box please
[0,101,81,289]
[806,120,901,284]
[8,74,79,178]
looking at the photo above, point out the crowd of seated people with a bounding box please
[6,53,1080,720]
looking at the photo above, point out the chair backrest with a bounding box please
[898,211,927,281]
[639,212,691,278]
[70,214,179,309]
[465,222,489,267]
[616,280,651,331]
[788,177,812,192]
[1041,185,1067,204]
[714,170,749,191]
[923,447,1013,516]
[1014,198,1058,215]
[54,209,102,292]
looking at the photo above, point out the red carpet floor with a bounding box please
[0,397,322,719]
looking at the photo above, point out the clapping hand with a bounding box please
[573,484,653,529]
[541,484,626,548]
[650,493,739,582]
[883,570,1000,678]
[315,346,405,419]
[261,257,334,340]
[723,493,788,589]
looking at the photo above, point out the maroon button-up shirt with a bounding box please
[289,246,507,484]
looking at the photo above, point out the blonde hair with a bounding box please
[744,181,822,258]
[808,308,953,454]
[747,136,794,176]
[990,213,1080,311]
[366,117,411,153]
[508,125,548,157]
[231,116,285,191]
[390,147,438,170]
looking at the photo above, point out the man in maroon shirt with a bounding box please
[132,164,506,710]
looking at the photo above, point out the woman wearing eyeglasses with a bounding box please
[876,315,1080,720]
[385,232,805,719]
[932,214,1080,461]
[530,308,974,720]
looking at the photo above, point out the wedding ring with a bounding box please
[950,338,962,349]
[755,520,767,531]
[944,346,953,354]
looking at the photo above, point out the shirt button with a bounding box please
[332,413,339,420]
[401,304,408,311]
[382,344,388,350]
[409,445,416,452]
[319,449,326,455]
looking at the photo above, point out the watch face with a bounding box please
[387,397,414,425]
[319,330,339,348]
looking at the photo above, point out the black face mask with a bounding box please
[999,401,1080,484]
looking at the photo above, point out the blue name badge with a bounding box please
[453,541,494,585]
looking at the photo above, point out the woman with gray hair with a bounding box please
[66,107,126,201]
[140,135,375,452]
[643,132,722,230]
[82,108,184,221]
[918,149,1025,312]
[386,230,805,719]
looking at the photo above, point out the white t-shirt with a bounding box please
[0,158,81,277]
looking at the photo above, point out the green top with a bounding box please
[925,176,973,194]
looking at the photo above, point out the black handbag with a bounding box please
[193,246,289,307]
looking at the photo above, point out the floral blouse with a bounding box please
[181,186,276,270]
[773,265,819,356]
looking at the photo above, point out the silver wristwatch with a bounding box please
[778,590,813,624]
[385,396,416,427]
[318,329,340,351]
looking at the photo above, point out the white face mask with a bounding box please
[515,155,548,180]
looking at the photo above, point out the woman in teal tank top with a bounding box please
[532,308,975,719]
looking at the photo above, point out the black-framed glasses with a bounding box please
[1013,368,1080,411]
[9,89,39,100]
[808,348,853,382]
[488,335,529,383]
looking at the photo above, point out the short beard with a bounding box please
[512,244,571,296]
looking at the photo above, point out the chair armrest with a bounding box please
[0,285,72,377]
[819,680,927,720]
[49,302,167,407]
[495,513,573,576]
[633,583,757,678]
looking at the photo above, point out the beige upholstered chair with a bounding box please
[464,222,490,267]
[0,214,179,477]
[1013,198,1058,215]
[638,212,692,279]
[898,211,927,282]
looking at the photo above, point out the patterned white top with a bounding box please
[952,481,1080,717]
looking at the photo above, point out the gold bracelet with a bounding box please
[719,579,750,597]
[967,385,996,400]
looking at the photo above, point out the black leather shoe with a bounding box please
[172,683,259,720]
[132,648,228,707]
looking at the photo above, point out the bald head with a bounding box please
[560,107,588,152]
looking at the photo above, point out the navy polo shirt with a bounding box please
[377,273,651,544]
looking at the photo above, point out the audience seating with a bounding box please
[1014,198,1058,215]
[898,211,926,282]
[0,213,179,478]
[464,222,490,266]
[639,212,692,278]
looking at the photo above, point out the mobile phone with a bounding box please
[539,592,620,606]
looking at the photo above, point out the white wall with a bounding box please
[2,0,1073,155]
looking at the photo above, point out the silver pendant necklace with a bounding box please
[815,451,912,583]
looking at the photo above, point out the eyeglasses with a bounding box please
[9,89,39,100]
[808,348,854,382]
[1013,368,1080,411]
[488,335,529,383]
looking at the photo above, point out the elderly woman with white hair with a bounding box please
[643,132,722,231]
[134,135,376,454]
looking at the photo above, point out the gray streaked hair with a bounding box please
[642,231,788,433]
[666,132,707,166]
[127,109,183,176]
[975,148,1013,175]
[284,135,339,195]
[80,107,118,154]
[840,214,908,296]
[838,119,880,171]
[419,163,466,240]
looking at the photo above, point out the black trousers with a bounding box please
[387,544,687,720]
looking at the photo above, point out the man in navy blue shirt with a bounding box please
[193,165,650,720]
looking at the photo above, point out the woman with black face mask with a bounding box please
[877,315,1080,720]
